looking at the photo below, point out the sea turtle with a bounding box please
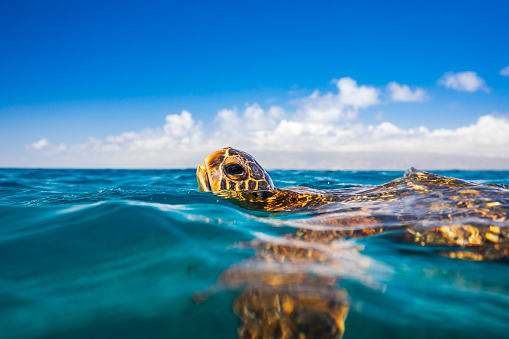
[197,147,509,339]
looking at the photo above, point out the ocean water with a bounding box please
[1,168,509,339]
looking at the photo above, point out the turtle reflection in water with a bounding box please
[196,147,509,339]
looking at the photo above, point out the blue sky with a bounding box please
[1,0,509,169]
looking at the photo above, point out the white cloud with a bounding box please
[335,77,380,108]
[500,66,509,76]
[31,138,49,149]
[56,143,67,152]
[56,110,204,158]
[24,77,509,169]
[386,82,428,102]
[437,71,489,92]
[163,110,196,137]
[294,77,380,123]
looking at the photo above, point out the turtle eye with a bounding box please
[224,164,245,176]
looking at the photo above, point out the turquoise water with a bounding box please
[1,168,509,338]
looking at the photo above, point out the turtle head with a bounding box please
[197,147,274,192]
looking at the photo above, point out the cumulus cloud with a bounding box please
[31,138,49,149]
[293,77,380,122]
[25,77,509,169]
[437,71,489,92]
[500,66,509,76]
[38,110,204,166]
[335,77,380,108]
[386,82,429,102]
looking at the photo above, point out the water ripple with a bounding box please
[0,168,508,338]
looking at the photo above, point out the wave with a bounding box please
[1,169,509,338]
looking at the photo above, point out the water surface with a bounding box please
[1,168,508,338]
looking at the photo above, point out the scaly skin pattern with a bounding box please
[197,148,509,338]
[197,147,274,191]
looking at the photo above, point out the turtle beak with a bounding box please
[197,164,211,191]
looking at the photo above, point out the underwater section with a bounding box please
[0,168,508,338]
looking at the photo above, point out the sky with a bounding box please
[1,0,509,169]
